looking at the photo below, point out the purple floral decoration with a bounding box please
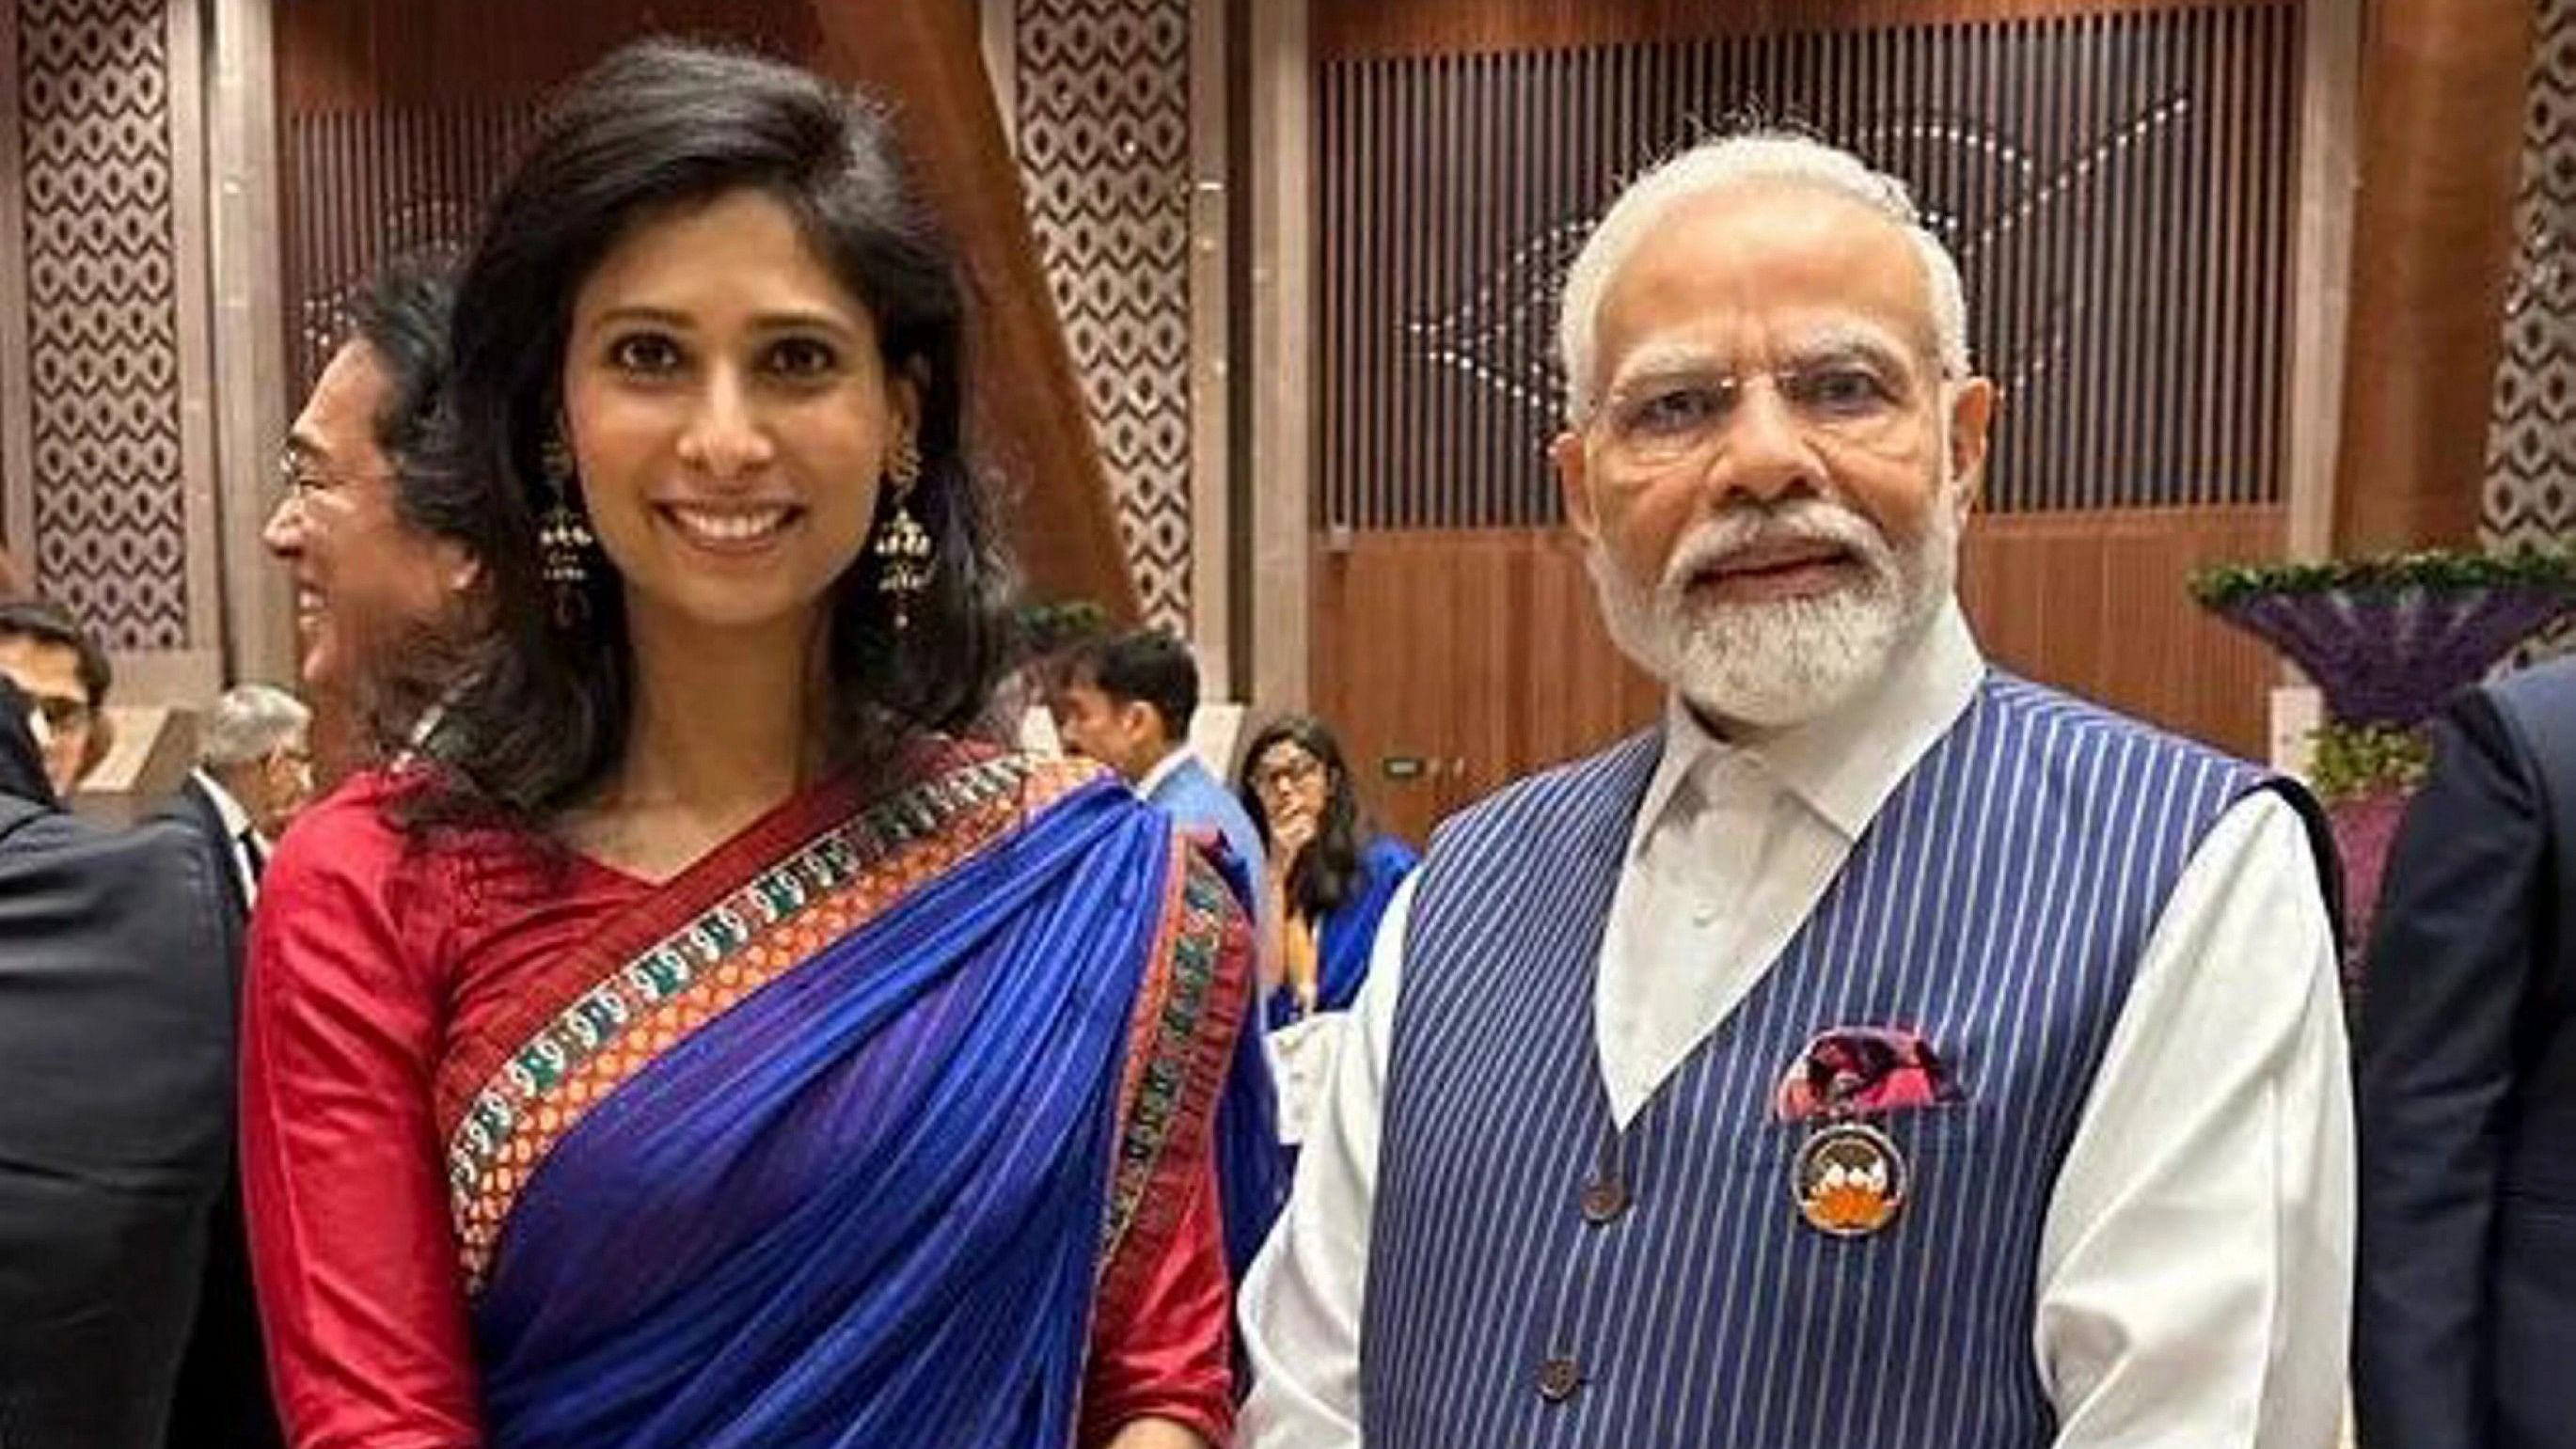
[2192,549,2576,998]
[2192,551,2576,728]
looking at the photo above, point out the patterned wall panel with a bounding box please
[1319,8,2300,528]
[283,103,541,395]
[1014,0,1194,631]
[2482,0,2576,591]
[14,0,189,647]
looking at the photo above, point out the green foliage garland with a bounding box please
[2304,721,2433,807]
[2189,547,2576,609]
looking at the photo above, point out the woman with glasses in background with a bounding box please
[1237,716,1418,1033]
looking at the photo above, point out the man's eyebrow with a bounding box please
[1781,323,1913,367]
[1604,342,1730,394]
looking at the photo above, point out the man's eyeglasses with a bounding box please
[1588,346,1937,471]
[276,448,393,506]
[24,690,91,734]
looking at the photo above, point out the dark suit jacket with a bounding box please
[142,777,283,1449]
[2358,658,2576,1449]
[0,795,235,1449]
[150,775,251,969]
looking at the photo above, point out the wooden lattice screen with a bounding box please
[1316,5,2300,528]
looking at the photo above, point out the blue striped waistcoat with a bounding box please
[1360,672,2268,1449]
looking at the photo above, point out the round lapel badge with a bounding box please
[1792,1119,1906,1237]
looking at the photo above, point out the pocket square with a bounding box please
[1774,1026,1963,1122]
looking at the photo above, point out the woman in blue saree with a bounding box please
[1235,717,1414,1152]
[242,40,1244,1449]
[1237,717,1417,1031]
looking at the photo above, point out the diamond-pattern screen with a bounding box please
[1014,0,1195,633]
[15,0,189,647]
[2484,0,2576,666]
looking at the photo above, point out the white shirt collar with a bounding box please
[1136,746,1197,799]
[1630,595,1987,850]
[192,766,261,846]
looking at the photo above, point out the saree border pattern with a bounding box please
[1098,850,1235,1269]
[443,753,1093,1290]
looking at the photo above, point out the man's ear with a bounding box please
[1555,429,1600,542]
[1945,377,1996,522]
[1120,697,1164,749]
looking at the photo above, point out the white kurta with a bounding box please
[1238,601,2353,1449]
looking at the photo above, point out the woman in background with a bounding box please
[242,40,1243,1449]
[1237,716,1416,1032]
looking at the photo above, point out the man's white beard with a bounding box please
[1588,481,1961,732]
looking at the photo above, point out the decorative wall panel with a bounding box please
[282,103,540,393]
[14,0,189,647]
[1317,7,2300,529]
[2483,0,2576,591]
[1014,0,1194,631]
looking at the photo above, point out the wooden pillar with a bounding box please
[2331,0,2536,553]
[808,0,1141,623]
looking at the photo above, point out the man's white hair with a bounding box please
[199,683,311,768]
[1557,131,1972,422]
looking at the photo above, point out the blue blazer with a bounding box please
[1146,756,1267,906]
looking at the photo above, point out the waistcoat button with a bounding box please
[1579,1175,1629,1224]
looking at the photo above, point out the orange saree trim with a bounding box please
[439,749,1101,1291]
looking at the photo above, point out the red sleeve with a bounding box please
[1078,860,1251,1448]
[241,782,483,1448]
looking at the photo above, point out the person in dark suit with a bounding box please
[2357,656,2576,1449]
[155,685,314,928]
[148,684,310,1449]
[0,674,235,1449]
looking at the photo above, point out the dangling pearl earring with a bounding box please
[538,430,597,626]
[871,433,932,632]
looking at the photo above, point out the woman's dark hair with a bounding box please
[403,38,1008,828]
[1235,714,1367,920]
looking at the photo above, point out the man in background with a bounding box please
[0,595,114,797]
[264,257,479,728]
[1051,625,1266,888]
[182,252,466,1446]
[0,674,234,1448]
[158,684,314,920]
[148,684,311,1449]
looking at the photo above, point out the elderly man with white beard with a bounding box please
[1236,132,2352,1449]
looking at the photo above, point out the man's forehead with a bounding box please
[1598,181,1934,343]
[290,339,395,455]
[0,636,81,694]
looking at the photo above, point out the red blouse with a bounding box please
[241,769,1241,1448]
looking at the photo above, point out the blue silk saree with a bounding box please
[434,751,1241,1447]
[1264,833,1419,1032]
